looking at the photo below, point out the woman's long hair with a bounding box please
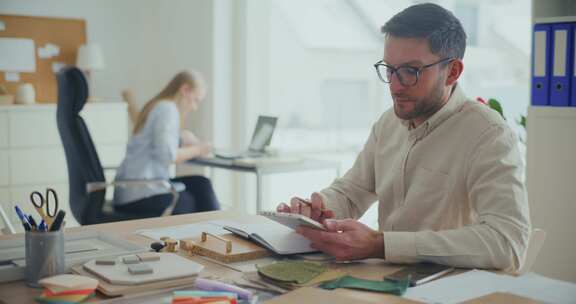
[132,70,204,134]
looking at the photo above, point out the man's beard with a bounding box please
[393,79,446,122]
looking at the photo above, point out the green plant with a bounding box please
[476,97,527,144]
[476,97,526,131]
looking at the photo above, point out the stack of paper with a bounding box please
[404,270,576,304]
[36,274,98,303]
[172,290,238,304]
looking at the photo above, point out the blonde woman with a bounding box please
[114,71,220,216]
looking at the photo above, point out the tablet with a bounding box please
[259,211,327,231]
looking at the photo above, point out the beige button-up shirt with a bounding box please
[320,85,531,272]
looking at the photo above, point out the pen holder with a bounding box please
[25,230,65,287]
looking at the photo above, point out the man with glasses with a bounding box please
[277,3,530,271]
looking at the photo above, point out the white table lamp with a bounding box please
[76,44,105,101]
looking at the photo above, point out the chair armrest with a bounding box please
[86,180,179,217]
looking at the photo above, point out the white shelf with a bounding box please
[533,0,576,22]
[534,16,576,24]
[526,105,576,283]
[527,106,576,117]
[0,103,129,230]
[528,0,576,285]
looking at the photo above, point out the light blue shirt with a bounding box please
[114,101,182,205]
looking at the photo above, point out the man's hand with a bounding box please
[297,219,385,261]
[276,192,335,223]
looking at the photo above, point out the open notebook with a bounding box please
[223,220,317,255]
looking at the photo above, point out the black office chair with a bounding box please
[56,67,178,225]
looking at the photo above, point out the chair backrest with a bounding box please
[516,228,547,276]
[56,67,106,225]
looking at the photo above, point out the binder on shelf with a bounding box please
[549,23,573,106]
[532,23,552,106]
[572,23,576,107]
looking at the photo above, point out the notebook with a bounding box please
[223,220,317,255]
[214,116,278,159]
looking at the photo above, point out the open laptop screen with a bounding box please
[248,116,278,152]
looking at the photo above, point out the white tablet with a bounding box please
[259,211,327,231]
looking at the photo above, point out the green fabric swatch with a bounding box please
[257,261,327,284]
[319,275,409,296]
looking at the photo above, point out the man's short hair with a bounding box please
[381,3,467,60]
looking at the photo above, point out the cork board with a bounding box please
[0,15,86,103]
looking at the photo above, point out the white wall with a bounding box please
[0,0,249,210]
[0,0,216,138]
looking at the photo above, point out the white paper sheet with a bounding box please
[509,272,576,304]
[51,62,66,73]
[404,269,576,304]
[0,38,35,72]
[4,72,19,82]
[136,221,229,241]
[38,43,60,59]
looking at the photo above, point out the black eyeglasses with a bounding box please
[373,57,454,87]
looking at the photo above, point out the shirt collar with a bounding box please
[400,84,467,140]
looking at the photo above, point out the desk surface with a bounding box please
[0,211,414,304]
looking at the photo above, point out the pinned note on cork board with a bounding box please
[0,14,86,103]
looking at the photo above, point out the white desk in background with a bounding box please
[186,157,340,212]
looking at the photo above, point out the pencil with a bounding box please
[295,197,326,211]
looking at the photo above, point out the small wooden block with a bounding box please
[137,252,160,262]
[122,255,140,264]
[185,233,271,263]
[180,240,195,250]
[128,264,153,275]
[165,239,178,252]
[95,258,116,265]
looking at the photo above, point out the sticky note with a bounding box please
[128,264,153,275]
[122,255,140,264]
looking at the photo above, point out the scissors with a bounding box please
[30,188,59,229]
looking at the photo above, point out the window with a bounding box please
[267,0,387,154]
[243,0,531,224]
[455,3,479,46]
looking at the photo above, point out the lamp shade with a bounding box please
[76,44,105,70]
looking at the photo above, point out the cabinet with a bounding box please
[0,103,128,229]
[527,0,576,282]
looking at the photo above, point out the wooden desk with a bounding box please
[0,211,413,303]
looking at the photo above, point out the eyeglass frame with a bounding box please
[373,57,455,87]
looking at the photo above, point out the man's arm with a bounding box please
[384,125,531,272]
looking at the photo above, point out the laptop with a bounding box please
[214,115,278,159]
